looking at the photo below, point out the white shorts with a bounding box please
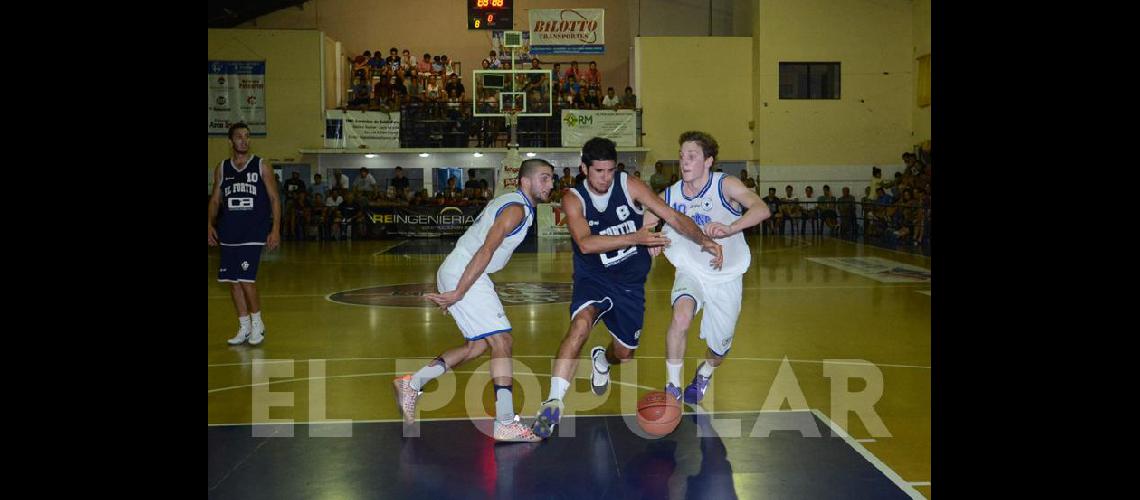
[670,271,742,356]
[436,269,512,340]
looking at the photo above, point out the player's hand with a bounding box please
[208,225,218,246]
[701,238,723,270]
[633,226,670,247]
[266,231,280,251]
[704,222,734,239]
[424,290,464,313]
[648,246,663,257]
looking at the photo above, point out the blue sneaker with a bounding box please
[532,398,563,439]
[684,366,712,404]
[664,383,682,402]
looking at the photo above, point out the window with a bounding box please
[779,62,840,100]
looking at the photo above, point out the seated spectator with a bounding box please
[559,167,576,190]
[369,49,384,75]
[779,185,801,234]
[444,74,465,100]
[818,185,839,232]
[890,188,923,245]
[484,51,500,69]
[738,169,756,190]
[349,77,370,107]
[352,51,371,79]
[431,55,443,75]
[310,173,328,198]
[354,167,377,193]
[437,176,463,200]
[418,53,433,77]
[336,192,366,239]
[562,75,581,96]
[390,166,410,199]
[283,171,306,198]
[552,63,565,88]
[385,47,401,71]
[401,49,415,71]
[860,186,876,236]
[566,87,585,109]
[761,187,782,235]
[800,186,819,232]
[602,87,620,109]
[583,61,601,89]
[564,61,581,82]
[424,75,443,102]
[584,87,601,109]
[620,86,637,109]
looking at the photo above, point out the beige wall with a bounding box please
[752,0,914,166]
[241,0,634,94]
[913,0,931,143]
[208,29,326,171]
[636,37,753,167]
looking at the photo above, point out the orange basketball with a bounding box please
[636,391,682,436]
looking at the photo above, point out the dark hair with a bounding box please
[518,158,555,181]
[678,130,719,161]
[581,137,617,167]
[228,122,249,140]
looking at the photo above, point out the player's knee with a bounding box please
[671,306,694,330]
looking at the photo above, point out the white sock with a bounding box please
[251,311,263,325]
[239,315,251,330]
[494,385,515,424]
[548,376,570,401]
[666,361,683,388]
[411,360,446,391]
[698,361,716,378]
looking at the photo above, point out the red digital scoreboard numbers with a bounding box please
[468,0,512,30]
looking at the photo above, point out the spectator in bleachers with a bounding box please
[552,63,564,87]
[860,186,876,236]
[870,166,886,196]
[354,167,378,193]
[818,185,838,233]
[444,74,465,100]
[502,61,512,70]
[432,55,443,75]
[310,192,328,239]
[669,173,679,185]
[484,51,500,69]
[889,172,904,198]
[528,89,549,113]
[780,185,801,234]
[762,187,782,235]
[284,190,312,240]
[584,87,601,109]
[479,89,498,113]
[401,49,415,71]
[890,188,923,245]
[283,171,306,199]
[390,166,410,199]
[481,58,492,70]
[903,152,923,177]
[384,47,400,71]
[369,49,384,74]
[617,163,626,173]
[424,75,443,102]
[418,53,433,77]
[738,169,756,190]
[620,86,637,109]
[437,176,463,200]
[837,187,857,237]
[559,167,575,190]
[566,86,585,109]
[441,55,456,77]
[335,191,365,239]
[602,87,620,109]
[391,75,409,104]
[564,61,581,82]
[311,173,328,198]
[575,167,588,186]
[404,74,418,100]
[353,50,371,79]
[583,61,601,90]
[800,186,819,232]
[350,77,370,107]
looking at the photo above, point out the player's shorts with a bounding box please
[670,271,743,356]
[437,269,511,340]
[569,273,646,350]
[218,244,265,283]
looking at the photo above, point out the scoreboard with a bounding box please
[468,0,513,30]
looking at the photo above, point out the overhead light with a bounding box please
[525,152,536,157]
[418,153,430,157]
[364,154,377,158]
[473,152,484,158]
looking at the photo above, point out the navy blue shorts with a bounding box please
[217,244,264,283]
[569,273,646,349]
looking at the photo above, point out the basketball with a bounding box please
[637,391,682,436]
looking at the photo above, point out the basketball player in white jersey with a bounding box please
[643,131,771,404]
[392,159,555,442]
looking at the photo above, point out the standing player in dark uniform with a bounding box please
[208,122,281,346]
[531,137,723,439]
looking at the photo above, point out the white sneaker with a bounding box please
[227,326,251,345]
[248,321,265,345]
[590,346,610,395]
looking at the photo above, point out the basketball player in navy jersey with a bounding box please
[208,122,281,346]
[531,137,723,439]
